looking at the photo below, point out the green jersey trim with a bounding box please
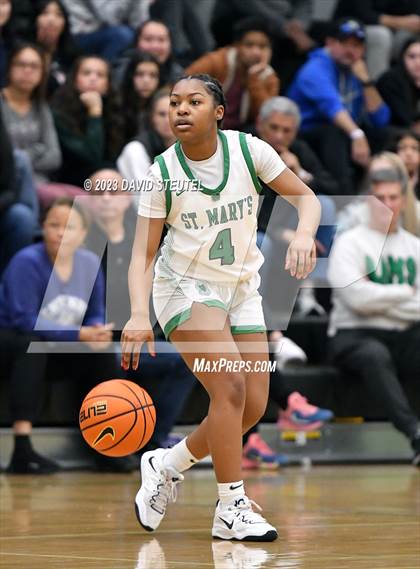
[163,300,227,339]
[231,325,266,335]
[174,130,230,196]
[155,154,171,216]
[239,132,262,194]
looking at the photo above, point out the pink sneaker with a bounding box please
[243,433,288,469]
[242,455,260,470]
[277,392,333,432]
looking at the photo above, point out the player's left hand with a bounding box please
[285,230,316,279]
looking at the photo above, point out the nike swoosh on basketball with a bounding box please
[93,426,115,447]
[219,517,234,529]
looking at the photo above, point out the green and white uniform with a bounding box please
[138,130,286,338]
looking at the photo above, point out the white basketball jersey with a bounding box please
[148,130,280,283]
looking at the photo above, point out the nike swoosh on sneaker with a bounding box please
[148,456,157,472]
[229,482,244,490]
[218,517,234,530]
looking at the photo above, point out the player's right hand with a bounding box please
[285,230,316,279]
[121,317,155,371]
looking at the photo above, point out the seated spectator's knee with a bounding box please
[10,203,35,225]
[2,204,36,238]
[356,339,393,369]
[104,25,135,46]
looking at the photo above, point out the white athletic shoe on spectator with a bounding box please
[297,287,326,316]
[212,496,278,542]
[272,335,307,369]
[135,448,184,531]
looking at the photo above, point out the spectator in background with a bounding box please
[288,19,390,195]
[149,0,211,66]
[0,197,134,473]
[377,36,420,130]
[135,19,183,86]
[34,0,80,97]
[392,132,420,235]
[337,151,420,238]
[328,167,420,466]
[210,0,316,91]
[0,109,36,275]
[1,43,62,183]
[121,51,160,142]
[334,0,420,78]
[117,88,176,190]
[86,169,195,451]
[394,131,420,196]
[211,0,314,49]
[0,0,12,88]
[256,97,337,319]
[60,0,146,61]
[52,55,124,188]
[186,18,279,131]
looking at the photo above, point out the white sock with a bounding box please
[217,480,245,506]
[162,437,199,473]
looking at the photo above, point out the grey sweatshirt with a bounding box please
[1,98,62,182]
[328,224,420,336]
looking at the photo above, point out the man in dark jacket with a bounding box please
[256,96,337,322]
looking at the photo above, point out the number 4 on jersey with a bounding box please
[209,228,235,265]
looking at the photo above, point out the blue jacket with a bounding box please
[287,48,390,131]
[0,242,105,341]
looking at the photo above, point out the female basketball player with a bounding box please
[121,74,321,541]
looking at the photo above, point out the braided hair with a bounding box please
[171,73,226,127]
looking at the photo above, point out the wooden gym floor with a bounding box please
[0,465,418,569]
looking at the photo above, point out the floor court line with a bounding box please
[0,520,417,541]
[1,551,418,564]
[0,552,214,566]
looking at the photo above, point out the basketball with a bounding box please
[79,379,156,457]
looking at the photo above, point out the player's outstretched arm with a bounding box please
[121,215,165,370]
[267,168,321,280]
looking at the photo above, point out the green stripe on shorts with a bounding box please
[231,325,266,335]
[164,300,227,339]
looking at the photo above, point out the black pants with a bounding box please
[0,329,119,424]
[301,124,389,195]
[329,325,420,439]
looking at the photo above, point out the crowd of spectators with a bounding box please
[0,0,419,472]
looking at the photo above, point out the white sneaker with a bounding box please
[297,287,326,316]
[272,336,307,369]
[212,541,269,568]
[212,496,278,542]
[135,448,184,532]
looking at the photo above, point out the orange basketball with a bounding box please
[79,379,156,457]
